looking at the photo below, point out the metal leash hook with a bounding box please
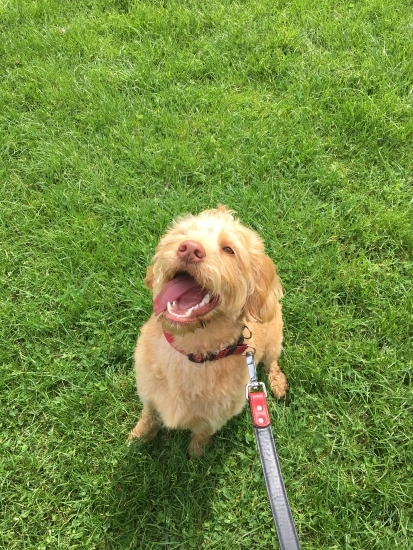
[245,350,258,384]
[245,350,267,400]
[245,351,302,550]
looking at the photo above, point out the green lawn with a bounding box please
[1,0,412,548]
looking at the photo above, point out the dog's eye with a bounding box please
[223,246,234,254]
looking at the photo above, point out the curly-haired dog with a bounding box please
[130,206,287,456]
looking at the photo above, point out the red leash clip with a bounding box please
[248,391,271,428]
[245,350,271,427]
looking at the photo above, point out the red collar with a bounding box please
[163,331,249,363]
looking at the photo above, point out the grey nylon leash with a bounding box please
[245,352,301,550]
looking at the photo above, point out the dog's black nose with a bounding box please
[177,240,206,263]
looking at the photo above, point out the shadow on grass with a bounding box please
[106,426,236,549]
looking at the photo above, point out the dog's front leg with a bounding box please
[188,430,214,458]
[129,404,160,442]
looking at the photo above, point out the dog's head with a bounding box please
[145,205,283,333]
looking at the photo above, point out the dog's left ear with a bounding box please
[144,266,154,290]
[244,254,283,323]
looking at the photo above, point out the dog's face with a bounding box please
[145,206,282,333]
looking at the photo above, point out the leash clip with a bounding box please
[245,351,267,400]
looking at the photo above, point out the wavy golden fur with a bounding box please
[130,206,287,456]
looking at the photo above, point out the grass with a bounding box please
[1,0,412,548]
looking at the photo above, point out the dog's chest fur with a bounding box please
[134,316,251,432]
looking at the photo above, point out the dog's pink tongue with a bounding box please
[153,274,200,315]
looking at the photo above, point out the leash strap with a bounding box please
[245,352,301,550]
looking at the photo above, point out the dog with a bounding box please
[130,205,287,457]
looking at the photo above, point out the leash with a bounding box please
[245,351,301,550]
[163,323,301,547]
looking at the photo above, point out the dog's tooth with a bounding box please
[166,293,213,319]
[166,301,191,318]
[199,293,211,307]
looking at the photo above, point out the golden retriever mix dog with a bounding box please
[130,206,287,456]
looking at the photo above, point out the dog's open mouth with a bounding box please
[153,273,219,323]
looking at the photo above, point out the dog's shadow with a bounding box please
[106,420,248,549]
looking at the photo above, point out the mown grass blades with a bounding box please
[1,0,412,548]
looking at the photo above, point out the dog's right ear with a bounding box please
[144,266,154,290]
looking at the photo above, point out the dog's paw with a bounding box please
[188,434,213,458]
[268,369,288,400]
[128,421,159,443]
